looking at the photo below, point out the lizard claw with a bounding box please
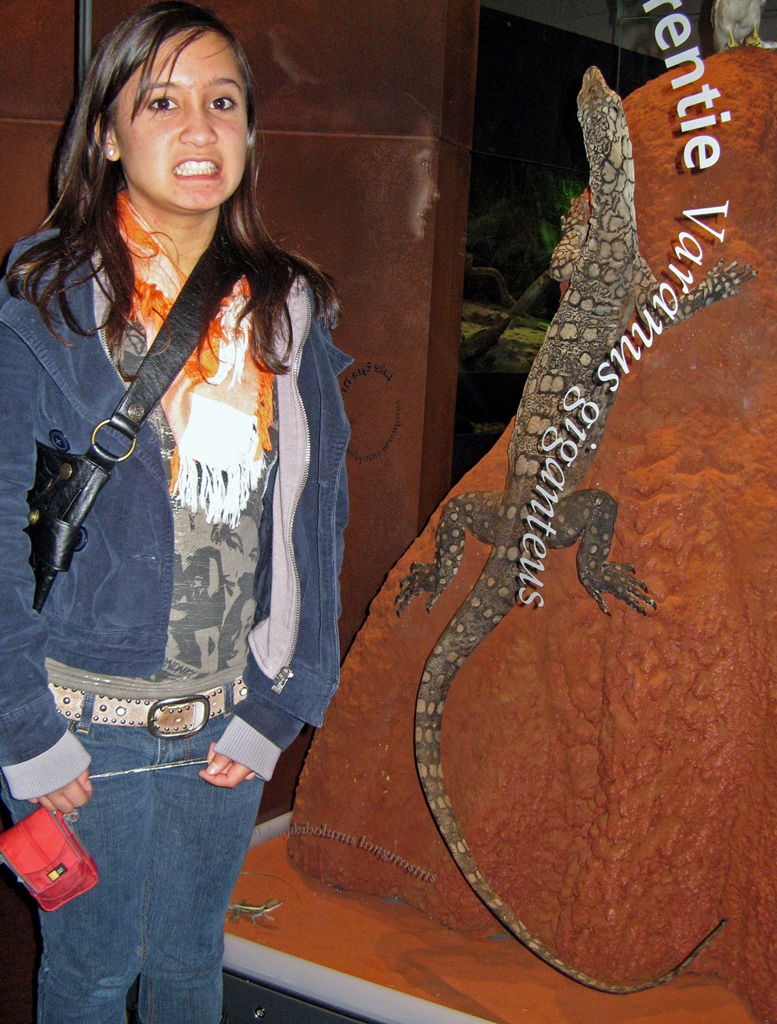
[584,562,655,616]
[395,561,442,615]
[703,260,756,303]
[592,591,612,616]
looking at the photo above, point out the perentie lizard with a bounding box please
[395,66,754,992]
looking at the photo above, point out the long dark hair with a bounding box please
[7,1,339,371]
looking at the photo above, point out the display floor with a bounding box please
[223,817,757,1024]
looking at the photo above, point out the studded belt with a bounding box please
[49,679,248,738]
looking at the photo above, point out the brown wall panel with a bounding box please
[441,0,480,147]
[222,0,448,137]
[94,0,451,137]
[256,130,443,639]
[419,139,472,528]
[0,0,74,121]
[0,123,62,260]
[0,0,73,263]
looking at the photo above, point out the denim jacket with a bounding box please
[0,240,351,781]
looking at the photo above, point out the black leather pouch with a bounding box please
[25,443,112,612]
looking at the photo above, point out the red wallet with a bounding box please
[0,807,98,910]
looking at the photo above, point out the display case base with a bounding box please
[223,970,372,1024]
[223,815,757,1024]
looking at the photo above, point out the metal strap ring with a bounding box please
[90,420,137,463]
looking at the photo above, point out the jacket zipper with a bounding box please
[271,294,312,694]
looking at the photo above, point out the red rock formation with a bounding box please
[289,50,777,1019]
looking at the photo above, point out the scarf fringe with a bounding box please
[174,451,269,528]
[117,192,275,527]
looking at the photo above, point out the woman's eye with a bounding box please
[211,96,236,111]
[149,96,175,112]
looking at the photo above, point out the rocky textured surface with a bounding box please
[289,50,777,1019]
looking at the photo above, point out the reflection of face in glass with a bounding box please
[408,143,440,240]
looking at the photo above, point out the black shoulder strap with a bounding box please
[89,241,225,470]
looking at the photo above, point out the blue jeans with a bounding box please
[1,714,263,1024]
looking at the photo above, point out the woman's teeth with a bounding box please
[173,161,218,176]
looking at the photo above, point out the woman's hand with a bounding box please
[28,769,93,814]
[199,742,258,788]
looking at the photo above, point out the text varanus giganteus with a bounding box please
[396,66,754,993]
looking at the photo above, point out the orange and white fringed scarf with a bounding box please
[117,192,275,527]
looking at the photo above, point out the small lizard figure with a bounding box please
[396,67,753,992]
[226,898,283,926]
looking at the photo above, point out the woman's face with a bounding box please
[105,31,249,243]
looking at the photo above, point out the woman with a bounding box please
[0,3,350,1022]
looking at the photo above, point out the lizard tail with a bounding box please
[416,644,725,993]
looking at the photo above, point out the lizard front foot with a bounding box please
[700,259,756,304]
[395,562,443,615]
[581,562,656,616]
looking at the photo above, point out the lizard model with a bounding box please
[396,67,754,992]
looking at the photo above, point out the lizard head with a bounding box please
[577,66,634,217]
[577,66,626,156]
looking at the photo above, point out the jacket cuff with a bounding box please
[215,717,287,781]
[242,649,331,728]
[2,730,91,801]
[234,661,311,740]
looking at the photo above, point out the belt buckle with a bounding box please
[147,695,210,738]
